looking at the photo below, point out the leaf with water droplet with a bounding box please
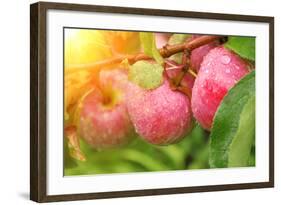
[225,37,255,61]
[129,60,164,90]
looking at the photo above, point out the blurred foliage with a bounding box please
[64,124,211,175]
[64,29,112,67]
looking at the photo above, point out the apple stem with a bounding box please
[176,86,192,99]
[188,69,197,78]
[166,50,195,98]
[173,50,190,86]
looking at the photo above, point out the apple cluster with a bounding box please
[78,35,251,149]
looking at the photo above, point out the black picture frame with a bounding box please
[30,1,274,202]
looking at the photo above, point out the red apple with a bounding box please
[79,69,136,149]
[191,46,250,130]
[126,78,193,145]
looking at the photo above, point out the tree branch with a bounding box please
[66,35,224,73]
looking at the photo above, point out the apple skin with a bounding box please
[79,69,136,149]
[190,35,220,72]
[126,78,193,145]
[191,46,250,131]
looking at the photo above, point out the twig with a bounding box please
[173,50,190,87]
[66,35,224,73]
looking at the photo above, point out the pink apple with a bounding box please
[79,69,136,149]
[126,78,193,145]
[191,46,251,130]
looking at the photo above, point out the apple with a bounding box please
[79,69,136,149]
[126,78,193,145]
[191,46,250,130]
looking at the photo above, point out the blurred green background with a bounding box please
[64,123,212,175]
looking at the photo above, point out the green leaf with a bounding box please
[209,71,255,168]
[128,60,164,90]
[140,32,164,65]
[225,36,255,61]
[168,34,191,64]
[228,97,255,166]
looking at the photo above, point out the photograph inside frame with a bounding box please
[63,28,256,176]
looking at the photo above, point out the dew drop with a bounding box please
[221,55,231,65]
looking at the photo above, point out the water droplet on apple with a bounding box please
[225,68,231,73]
[221,55,231,65]
[235,65,240,70]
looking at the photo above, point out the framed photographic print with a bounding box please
[30,1,274,202]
